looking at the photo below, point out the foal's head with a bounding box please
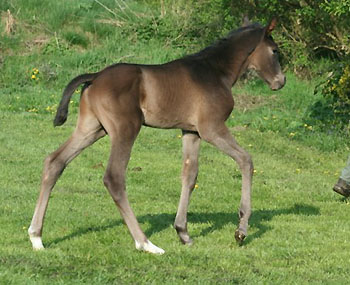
[246,19,286,91]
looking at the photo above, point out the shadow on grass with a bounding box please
[47,203,319,247]
[46,221,122,247]
[243,203,320,245]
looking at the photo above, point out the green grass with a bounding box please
[1,111,350,284]
[1,1,350,284]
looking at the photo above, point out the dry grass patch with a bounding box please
[233,92,277,111]
[2,9,15,35]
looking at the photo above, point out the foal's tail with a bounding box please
[54,73,99,127]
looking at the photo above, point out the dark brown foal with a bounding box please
[29,19,285,254]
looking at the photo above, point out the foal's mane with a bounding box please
[179,23,265,86]
[185,23,264,61]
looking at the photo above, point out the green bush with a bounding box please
[308,61,350,133]
[3,0,350,73]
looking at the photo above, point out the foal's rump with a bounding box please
[53,64,142,127]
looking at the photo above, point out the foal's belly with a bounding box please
[141,104,196,130]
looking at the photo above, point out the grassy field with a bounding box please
[1,1,350,284]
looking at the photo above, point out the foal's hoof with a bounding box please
[180,236,193,246]
[29,236,45,250]
[28,229,45,251]
[178,233,193,246]
[234,229,246,245]
[135,240,165,255]
[175,226,193,246]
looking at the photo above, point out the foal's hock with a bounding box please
[29,19,285,254]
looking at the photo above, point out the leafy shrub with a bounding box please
[128,0,350,74]
[308,61,350,133]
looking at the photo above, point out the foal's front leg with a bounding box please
[199,124,253,243]
[174,131,201,244]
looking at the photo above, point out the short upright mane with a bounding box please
[186,23,263,60]
[180,23,265,87]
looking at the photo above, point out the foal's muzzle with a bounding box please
[270,73,286,91]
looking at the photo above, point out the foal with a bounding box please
[29,19,285,254]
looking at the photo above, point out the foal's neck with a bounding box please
[199,27,263,87]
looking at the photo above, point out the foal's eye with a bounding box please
[272,49,278,54]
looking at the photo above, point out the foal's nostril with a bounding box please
[270,74,286,91]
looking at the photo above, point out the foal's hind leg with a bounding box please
[102,119,164,254]
[28,111,105,250]
[199,123,253,244]
[174,131,200,245]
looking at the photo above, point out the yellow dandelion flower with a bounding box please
[31,75,36,79]
[194,184,199,189]
[28,108,38,113]
[177,135,182,138]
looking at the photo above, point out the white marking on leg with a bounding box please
[28,227,45,250]
[135,240,165,254]
[29,236,45,250]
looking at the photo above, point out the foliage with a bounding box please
[308,61,350,134]
[91,0,237,52]
[226,0,350,75]
[136,0,350,73]
[2,0,350,71]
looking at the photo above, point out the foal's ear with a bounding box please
[242,15,251,27]
[266,18,277,34]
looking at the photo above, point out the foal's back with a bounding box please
[85,60,233,132]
